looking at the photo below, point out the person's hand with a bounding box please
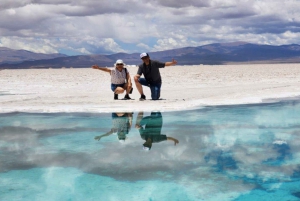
[92,65,99,69]
[171,59,177,65]
[167,137,179,145]
[94,136,102,141]
[135,124,141,129]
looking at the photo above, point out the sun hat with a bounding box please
[140,53,149,59]
[115,59,124,64]
[114,59,125,67]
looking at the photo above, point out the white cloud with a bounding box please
[0,0,300,55]
[154,38,181,51]
[97,38,125,53]
[0,37,58,53]
[0,36,125,55]
[137,43,151,51]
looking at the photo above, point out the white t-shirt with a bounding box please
[112,116,128,132]
[111,68,128,84]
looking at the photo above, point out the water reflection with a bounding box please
[135,111,179,150]
[94,112,133,142]
[1,101,300,200]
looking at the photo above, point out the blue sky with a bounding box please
[0,0,300,55]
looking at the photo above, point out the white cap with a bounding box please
[143,146,150,151]
[140,53,149,58]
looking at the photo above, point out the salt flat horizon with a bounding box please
[1,63,300,113]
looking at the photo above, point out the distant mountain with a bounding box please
[0,47,67,64]
[1,42,300,69]
[171,42,300,65]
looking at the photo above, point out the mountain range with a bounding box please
[0,47,66,65]
[1,42,300,69]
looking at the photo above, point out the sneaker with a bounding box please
[129,88,133,94]
[114,94,118,100]
[123,94,131,100]
[139,94,146,101]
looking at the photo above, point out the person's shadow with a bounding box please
[94,112,133,143]
[135,111,179,150]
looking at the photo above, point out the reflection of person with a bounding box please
[92,59,132,100]
[134,53,177,101]
[94,112,132,142]
[135,111,179,150]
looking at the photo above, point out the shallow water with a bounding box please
[1,100,300,201]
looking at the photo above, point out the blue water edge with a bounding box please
[1,100,300,201]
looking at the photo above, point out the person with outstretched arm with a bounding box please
[92,59,132,100]
[135,111,179,150]
[134,53,177,100]
[94,112,133,143]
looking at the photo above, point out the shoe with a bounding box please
[123,94,131,100]
[139,94,146,101]
[114,94,118,100]
[129,88,133,94]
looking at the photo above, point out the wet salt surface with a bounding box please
[1,100,300,200]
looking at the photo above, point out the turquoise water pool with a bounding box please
[1,100,300,201]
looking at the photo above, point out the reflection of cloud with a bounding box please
[1,102,300,199]
[0,167,202,201]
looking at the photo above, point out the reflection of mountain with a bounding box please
[1,42,300,69]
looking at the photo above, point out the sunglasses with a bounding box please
[141,57,148,60]
[116,63,123,66]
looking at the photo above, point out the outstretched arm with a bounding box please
[167,137,179,145]
[92,65,112,73]
[165,59,177,67]
[94,129,114,141]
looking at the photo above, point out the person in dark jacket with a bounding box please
[134,53,177,100]
[135,111,179,150]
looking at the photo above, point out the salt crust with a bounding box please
[1,63,300,113]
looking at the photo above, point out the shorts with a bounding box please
[111,83,125,92]
[138,78,161,100]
